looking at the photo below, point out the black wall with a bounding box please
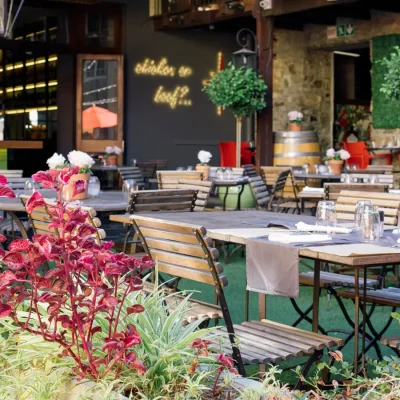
[124,0,244,168]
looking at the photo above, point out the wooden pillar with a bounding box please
[254,7,274,169]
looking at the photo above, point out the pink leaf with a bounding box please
[9,239,30,252]
[25,192,45,214]
[59,167,80,185]
[72,180,87,198]
[32,171,54,188]
[127,305,145,315]
[102,339,118,351]
[102,295,118,309]
[78,224,97,237]
[0,175,8,185]
[2,252,25,271]
[0,185,15,199]
[0,234,6,243]
[130,359,146,375]
[124,332,141,348]
[104,263,122,276]
[0,270,17,290]
[0,303,11,318]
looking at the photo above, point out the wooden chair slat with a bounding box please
[133,202,193,212]
[140,227,211,246]
[150,249,222,272]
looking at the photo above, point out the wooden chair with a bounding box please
[243,164,257,178]
[122,189,197,253]
[176,179,213,211]
[157,171,203,189]
[149,159,168,170]
[324,183,389,201]
[20,196,105,245]
[341,173,394,188]
[0,170,23,178]
[338,288,400,359]
[137,162,157,188]
[381,337,400,354]
[367,165,393,173]
[335,190,400,226]
[117,167,145,188]
[248,176,270,210]
[261,167,316,214]
[130,215,343,384]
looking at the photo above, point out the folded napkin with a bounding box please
[390,190,400,194]
[296,221,352,234]
[302,186,324,193]
[268,232,332,244]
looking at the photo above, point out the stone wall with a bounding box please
[273,29,332,153]
[304,11,400,149]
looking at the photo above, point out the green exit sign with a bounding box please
[337,23,354,37]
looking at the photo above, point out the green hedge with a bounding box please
[372,34,400,129]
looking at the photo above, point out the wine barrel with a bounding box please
[273,131,321,168]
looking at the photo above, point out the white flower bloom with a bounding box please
[288,111,303,122]
[47,153,66,169]
[113,146,122,155]
[105,146,114,154]
[68,150,95,169]
[326,148,336,158]
[339,149,351,161]
[198,150,212,165]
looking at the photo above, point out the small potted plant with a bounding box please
[196,150,212,180]
[105,146,122,166]
[288,111,304,132]
[64,150,95,200]
[325,148,351,175]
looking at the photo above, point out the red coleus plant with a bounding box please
[0,169,154,380]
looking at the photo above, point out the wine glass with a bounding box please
[24,178,40,195]
[88,176,101,198]
[216,168,224,180]
[224,167,233,180]
[186,165,194,171]
[316,201,337,229]
[122,179,138,201]
[176,166,185,171]
[354,200,373,231]
[358,205,380,243]
[302,163,310,174]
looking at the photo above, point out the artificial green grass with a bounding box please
[372,34,400,129]
[174,251,398,383]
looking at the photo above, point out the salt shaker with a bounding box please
[379,211,385,238]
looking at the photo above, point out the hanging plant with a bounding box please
[202,63,267,118]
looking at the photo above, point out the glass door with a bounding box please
[76,54,123,154]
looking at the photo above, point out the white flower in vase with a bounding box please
[197,150,212,165]
[47,153,66,170]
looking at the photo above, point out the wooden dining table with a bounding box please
[0,190,128,239]
[110,210,400,374]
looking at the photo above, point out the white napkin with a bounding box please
[268,232,332,244]
[296,221,352,234]
[390,190,400,194]
[302,186,324,193]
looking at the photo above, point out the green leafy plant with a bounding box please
[202,63,267,119]
[378,46,400,100]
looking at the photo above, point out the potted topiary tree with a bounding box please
[203,63,267,167]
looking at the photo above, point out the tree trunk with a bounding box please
[236,117,242,168]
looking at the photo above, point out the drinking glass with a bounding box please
[224,167,233,180]
[302,163,310,174]
[316,201,337,228]
[314,163,320,174]
[186,165,194,171]
[354,200,373,231]
[358,205,380,243]
[132,159,137,167]
[343,174,352,184]
[216,168,224,180]
[88,176,101,198]
[369,175,379,184]
[122,179,138,201]
[24,178,40,195]
[176,166,185,171]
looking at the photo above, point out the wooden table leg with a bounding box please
[258,293,266,320]
[312,260,321,333]
[354,268,360,375]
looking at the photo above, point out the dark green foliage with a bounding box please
[202,63,267,118]
[372,34,400,129]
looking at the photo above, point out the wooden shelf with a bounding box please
[0,141,43,149]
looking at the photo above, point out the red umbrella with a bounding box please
[82,105,118,132]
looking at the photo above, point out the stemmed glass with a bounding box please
[224,167,233,180]
[216,168,224,180]
[122,179,138,201]
[176,166,186,171]
[24,178,40,195]
[316,201,337,229]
